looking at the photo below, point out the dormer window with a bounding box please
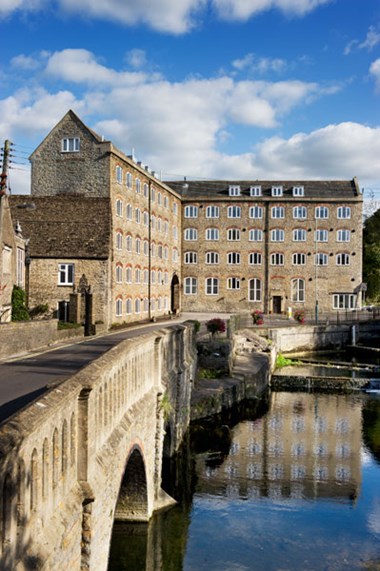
[61,137,80,152]
[293,186,304,197]
[229,185,240,197]
[250,186,261,197]
[271,185,283,197]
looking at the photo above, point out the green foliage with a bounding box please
[189,319,201,334]
[275,353,303,368]
[363,208,380,302]
[29,303,49,319]
[160,392,172,421]
[58,321,81,330]
[206,317,226,337]
[293,309,305,323]
[11,285,30,321]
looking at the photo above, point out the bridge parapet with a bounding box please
[0,323,196,571]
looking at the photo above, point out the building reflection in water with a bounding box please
[195,393,362,503]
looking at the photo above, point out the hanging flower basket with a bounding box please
[252,310,264,325]
[293,310,305,324]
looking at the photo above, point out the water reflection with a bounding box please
[108,393,380,571]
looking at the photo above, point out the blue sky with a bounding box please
[1,0,380,204]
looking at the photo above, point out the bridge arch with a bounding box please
[114,445,149,522]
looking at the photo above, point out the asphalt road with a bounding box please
[0,313,232,426]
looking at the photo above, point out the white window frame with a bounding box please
[115,265,123,283]
[271,229,284,242]
[206,228,219,241]
[229,185,240,196]
[58,263,74,285]
[227,277,240,290]
[184,277,197,295]
[293,186,304,196]
[184,251,198,264]
[336,253,350,266]
[115,299,123,317]
[293,228,306,242]
[228,205,241,218]
[227,228,240,241]
[292,253,306,265]
[315,206,329,219]
[61,137,80,152]
[315,253,328,266]
[333,293,356,309]
[315,229,328,242]
[250,186,262,197]
[116,166,123,184]
[293,206,307,220]
[271,206,285,219]
[184,205,198,218]
[206,251,219,265]
[206,205,220,218]
[249,206,263,219]
[270,253,284,265]
[249,252,262,265]
[184,228,198,241]
[249,229,263,242]
[227,252,241,265]
[271,186,283,197]
[337,206,351,219]
[116,232,123,250]
[126,172,133,188]
[337,229,351,242]
[291,278,305,302]
[206,277,219,295]
[248,278,262,302]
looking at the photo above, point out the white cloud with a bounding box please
[232,53,287,74]
[58,0,206,34]
[212,0,331,21]
[126,49,147,70]
[11,54,41,71]
[369,59,380,92]
[345,26,380,55]
[45,49,155,86]
[251,122,380,184]
[1,0,333,31]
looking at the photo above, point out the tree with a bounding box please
[363,208,380,302]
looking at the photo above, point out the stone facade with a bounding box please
[0,194,26,322]
[174,180,363,316]
[10,110,182,327]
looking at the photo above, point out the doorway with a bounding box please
[272,296,282,314]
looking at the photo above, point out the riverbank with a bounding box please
[190,330,274,421]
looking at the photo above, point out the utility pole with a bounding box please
[0,139,12,195]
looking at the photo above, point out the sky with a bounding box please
[1,0,380,205]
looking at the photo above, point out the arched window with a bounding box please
[205,277,219,295]
[184,277,197,295]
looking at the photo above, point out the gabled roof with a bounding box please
[29,109,106,160]
[9,195,111,259]
[166,179,362,200]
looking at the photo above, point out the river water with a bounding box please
[108,390,380,571]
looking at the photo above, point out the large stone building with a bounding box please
[173,179,363,316]
[10,110,182,327]
[10,111,364,324]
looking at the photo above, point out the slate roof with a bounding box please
[9,195,111,259]
[166,179,361,200]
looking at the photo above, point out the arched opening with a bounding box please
[170,274,180,315]
[114,447,148,522]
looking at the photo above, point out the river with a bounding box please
[108,390,380,571]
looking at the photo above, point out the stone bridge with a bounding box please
[0,323,196,571]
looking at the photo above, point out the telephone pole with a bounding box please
[1,139,12,195]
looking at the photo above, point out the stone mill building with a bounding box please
[10,110,364,324]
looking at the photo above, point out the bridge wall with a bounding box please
[0,323,196,571]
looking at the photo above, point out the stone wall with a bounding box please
[0,320,69,360]
[28,258,110,325]
[0,323,195,571]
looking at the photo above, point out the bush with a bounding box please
[206,317,226,337]
[11,285,30,321]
